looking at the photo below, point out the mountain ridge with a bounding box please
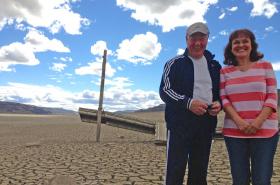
[0,101,76,115]
[2,88,280,115]
[135,104,165,112]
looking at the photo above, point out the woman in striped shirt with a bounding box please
[220,29,279,185]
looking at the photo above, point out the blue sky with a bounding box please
[0,0,279,112]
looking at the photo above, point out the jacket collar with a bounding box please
[183,48,215,61]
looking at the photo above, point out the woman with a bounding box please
[220,29,279,185]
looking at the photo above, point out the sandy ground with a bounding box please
[0,114,154,146]
[0,113,279,185]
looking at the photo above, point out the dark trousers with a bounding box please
[165,118,214,185]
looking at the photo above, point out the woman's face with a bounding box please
[231,35,252,61]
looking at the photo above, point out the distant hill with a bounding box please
[0,101,76,115]
[3,88,279,115]
[135,104,165,112]
[114,104,165,114]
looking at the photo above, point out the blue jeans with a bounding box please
[224,133,279,185]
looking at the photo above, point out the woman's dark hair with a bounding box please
[224,29,263,66]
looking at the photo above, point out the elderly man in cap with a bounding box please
[159,22,221,185]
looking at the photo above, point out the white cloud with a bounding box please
[50,63,67,72]
[265,26,274,32]
[0,19,7,31]
[219,6,238,20]
[117,66,123,71]
[208,35,217,43]
[24,29,70,52]
[219,30,229,36]
[90,41,113,56]
[272,62,280,71]
[59,57,72,62]
[0,0,90,35]
[75,57,116,77]
[71,0,81,2]
[104,87,162,111]
[0,29,70,71]
[15,23,27,31]
[116,32,161,64]
[0,42,39,71]
[227,6,238,12]
[219,12,226,19]
[0,82,77,110]
[0,82,162,112]
[245,0,278,18]
[116,0,218,32]
[177,48,185,55]
[103,77,133,88]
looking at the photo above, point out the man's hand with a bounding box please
[208,101,221,116]
[189,100,208,116]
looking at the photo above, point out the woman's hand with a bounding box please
[236,119,251,134]
[248,120,263,134]
[237,120,262,135]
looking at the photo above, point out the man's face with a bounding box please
[187,32,208,59]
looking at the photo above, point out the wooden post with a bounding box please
[96,50,107,142]
[154,122,167,145]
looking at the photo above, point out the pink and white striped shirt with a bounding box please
[220,60,279,138]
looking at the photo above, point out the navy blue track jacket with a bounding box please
[159,49,221,131]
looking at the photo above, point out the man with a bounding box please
[159,22,221,185]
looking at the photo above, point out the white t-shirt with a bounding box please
[190,55,212,105]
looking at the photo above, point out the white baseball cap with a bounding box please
[187,22,209,36]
